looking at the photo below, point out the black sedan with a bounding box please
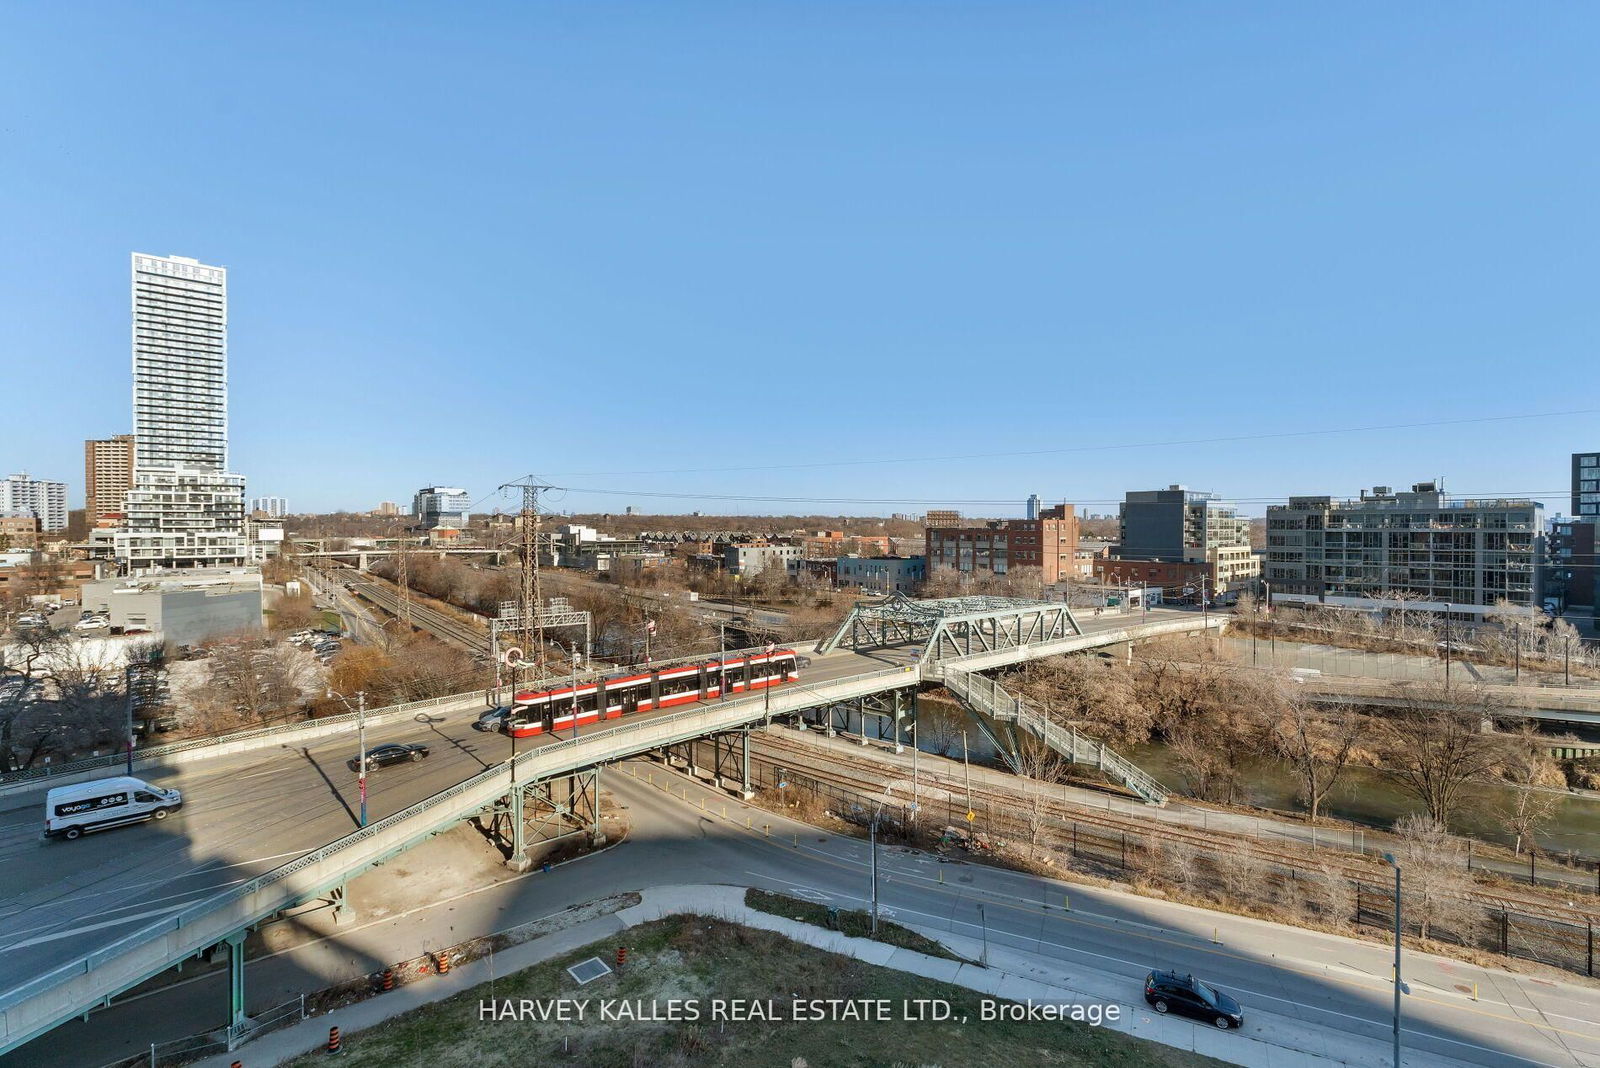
[1144,970,1244,1030]
[348,743,430,773]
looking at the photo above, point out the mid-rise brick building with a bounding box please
[924,504,1080,583]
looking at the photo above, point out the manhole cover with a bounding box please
[567,957,613,985]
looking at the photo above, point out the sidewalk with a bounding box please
[195,884,1476,1068]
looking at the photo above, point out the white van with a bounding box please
[44,777,183,841]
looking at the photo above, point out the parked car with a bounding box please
[74,617,111,634]
[1143,971,1243,1030]
[347,743,430,773]
[15,613,48,630]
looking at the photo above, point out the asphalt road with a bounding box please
[14,758,1600,1068]
[0,642,921,992]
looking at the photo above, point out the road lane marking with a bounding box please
[1,904,190,950]
[643,761,1600,1052]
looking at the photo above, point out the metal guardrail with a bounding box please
[0,691,477,787]
[944,668,1168,805]
[0,659,916,1045]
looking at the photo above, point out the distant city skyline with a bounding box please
[2,6,1593,517]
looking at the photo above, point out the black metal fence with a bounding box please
[727,745,1600,979]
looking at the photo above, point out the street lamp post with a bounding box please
[869,815,880,937]
[570,643,580,739]
[122,664,138,776]
[1383,852,1404,1068]
[327,689,369,827]
[357,690,367,827]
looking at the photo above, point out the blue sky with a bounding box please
[1,3,1594,518]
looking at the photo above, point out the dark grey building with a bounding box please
[1574,452,1600,519]
[1115,486,1258,590]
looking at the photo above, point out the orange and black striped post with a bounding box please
[327,1025,342,1054]
[381,967,394,991]
[615,946,628,969]
[436,950,451,975]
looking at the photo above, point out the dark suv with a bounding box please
[1144,970,1243,1030]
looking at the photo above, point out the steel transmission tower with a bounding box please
[500,476,552,676]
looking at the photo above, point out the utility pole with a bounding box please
[501,476,552,679]
[357,691,368,828]
[395,518,412,629]
[962,730,971,811]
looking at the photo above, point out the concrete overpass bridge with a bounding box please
[0,597,1220,1057]
[292,543,510,570]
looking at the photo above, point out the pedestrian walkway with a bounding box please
[194,884,1475,1068]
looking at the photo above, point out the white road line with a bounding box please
[1,904,189,951]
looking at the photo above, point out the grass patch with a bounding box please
[318,609,342,632]
[285,915,1225,1068]
[744,888,965,962]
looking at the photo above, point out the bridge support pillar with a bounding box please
[589,767,607,846]
[740,729,753,799]
[226,930,248,1030]
[506,783,533,871]
[330,881,353,922]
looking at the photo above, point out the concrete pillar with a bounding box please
[589,766,607,846]
[738,730,754,799]
[226,931,248,1029]
[506,784,532,871]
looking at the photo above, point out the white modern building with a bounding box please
[118,467,248,570]
[0,473,68,532]
[413,486,471,529]
[116,253,248,572]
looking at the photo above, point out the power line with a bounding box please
[551,485,1585,509]
[540,407,1600,478]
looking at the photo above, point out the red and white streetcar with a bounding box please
[503,648,800,738]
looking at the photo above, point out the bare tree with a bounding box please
[1012,735,1067,860]
[916,703,963,758]
[1377,684,1509,826]
[1308,862,1356,927]
[1258,687,1360,824]
[1213,842,1265,904]
[193,634,316,724]
[1010,654,1152,747]
[1498,727,1561,857]
[1392,814,1479,942]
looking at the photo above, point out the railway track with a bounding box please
[747,728,1600,928]
[329,570,491,653]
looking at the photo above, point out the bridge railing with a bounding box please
[0,691,484,789]
[0,661,916,1053]
[943,668,1168,805]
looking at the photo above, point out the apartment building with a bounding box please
[1112,485,1260,591]
[85,435,135,524]
[117,253,248,571]
[1264,481,1542,618]
[924,504,1080,583]
[837,555,926,594]
[0,473,68,533]
[1574,451,1600,519]
[413,486,471,529]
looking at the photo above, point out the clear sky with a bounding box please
[2,4,1595,518]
